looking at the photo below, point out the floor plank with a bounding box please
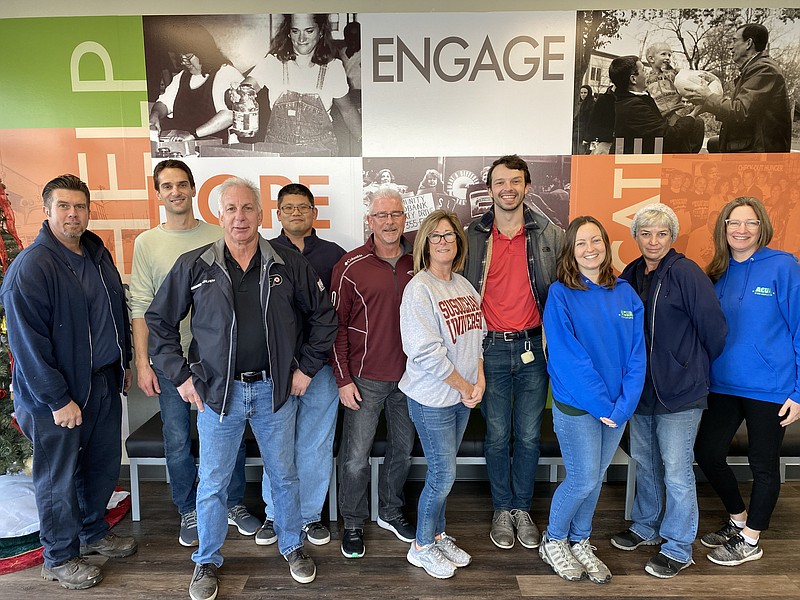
[1,480,799,599]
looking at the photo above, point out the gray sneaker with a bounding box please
[407,542,456,579]
[570,539,612,584]
[610,528,661,551]
[435,533,472,567]
[700,520,743,548]
[538,533,586,582]
[490,510,515,549]
[302,521,331,546]
[707,534,763,567]
[227,504,261,536]
[41,557,103,590]
[80,532,137,558]
[285,549,316,583]
[189,563,218,600]
[180,510,199,547]
[255,519,277,546]
[510,509,541,549]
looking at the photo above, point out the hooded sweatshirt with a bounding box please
[543,277,646,425]
[710,247,800,404]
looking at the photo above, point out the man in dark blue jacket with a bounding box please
[0,174,135,590]
[611,204,727,578]
[147,177,337,599]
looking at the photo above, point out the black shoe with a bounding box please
[377,514,416,543]
[341,528,365,559]
[80,533,137,558]
[302,521,331,546]
[610,529,662,551]
[645,553,691,578]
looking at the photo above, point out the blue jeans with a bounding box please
[408,399,470,546]
[481,334,548,510]
[15,369,121,567]
[548,404,624,541]
[263,365,339,524]
[338,376,415,529]
[155,368,246,515]
[192,380,302,566]
[629,409,702,563]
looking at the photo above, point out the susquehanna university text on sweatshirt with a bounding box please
[543,278,646,425]
[399,270,486,408]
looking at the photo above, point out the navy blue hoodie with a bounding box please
[620,249,727,412]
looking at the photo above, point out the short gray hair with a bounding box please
[631,203,679,242]
[217,176,261,212]
[368,187,403,213]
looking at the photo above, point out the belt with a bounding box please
[234,370,269,383]
[487,326,542,341]
[92,363,117,376]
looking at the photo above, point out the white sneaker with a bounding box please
[570,539,612,584]
[407,542,456,579]
[435,533,472,567]
[538,533,586,582]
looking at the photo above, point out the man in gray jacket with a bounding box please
[146,177,336,600]
[463,155,563,552]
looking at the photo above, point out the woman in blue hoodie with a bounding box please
[695,197,800,567]
[540,216,646,584]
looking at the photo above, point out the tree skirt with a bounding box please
[0,491,131,575]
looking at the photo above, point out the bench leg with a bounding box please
[370,458,381,522]
[130,460,141,522]
[624,457,637,521]
[328,457,338,523]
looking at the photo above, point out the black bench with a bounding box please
[368,408,562,521]
[125,411,341,522]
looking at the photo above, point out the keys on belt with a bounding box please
[234,370,268,383]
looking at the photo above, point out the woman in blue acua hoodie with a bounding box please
[540,216,646,584]
[695,197,800,568]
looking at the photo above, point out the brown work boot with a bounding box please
[80,532,138,558]
[41,557,103,589]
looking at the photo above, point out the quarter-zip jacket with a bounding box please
[146,236,337,416]
[621,249,727,411]
[330,235,414,386]
[462,205,562,315]
[0,221,131,413]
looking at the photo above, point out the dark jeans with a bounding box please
[15,369,121,567]
[695,392,786,531]
[481,334,548,510]
[338,376,415,529]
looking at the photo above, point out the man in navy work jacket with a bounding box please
[0,174,136,590]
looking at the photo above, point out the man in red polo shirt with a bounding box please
[463,155,564,551]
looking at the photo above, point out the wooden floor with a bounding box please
[2,479,800,599]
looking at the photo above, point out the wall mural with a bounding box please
[0,7,798,280]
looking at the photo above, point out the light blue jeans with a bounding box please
[408,399,470,546]
[155,367,246,515]
[547,404,624,541]
[192,380,302,566]
[262,365,339,525]
[629,409,702,563]
[481,334,549,511]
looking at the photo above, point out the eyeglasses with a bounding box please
[280,204,314,214]
[370,211,405,220]
[179,53,196,62]
[428,232,457,244]
[725,219,760,230]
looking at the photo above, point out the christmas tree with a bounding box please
[0,177,29,475]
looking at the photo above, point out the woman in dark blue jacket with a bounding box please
[613,204,727,579]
